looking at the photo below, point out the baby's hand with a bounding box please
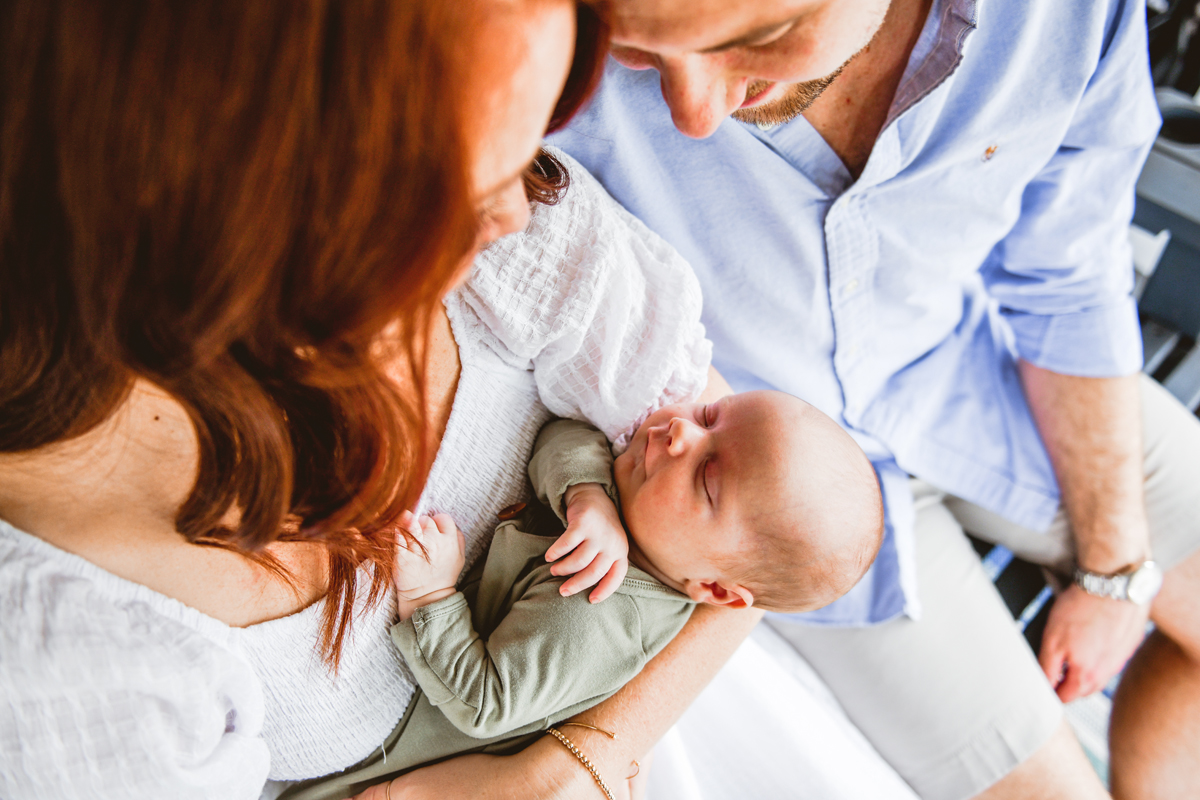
[394,511,465,620]
[546,483,629,603]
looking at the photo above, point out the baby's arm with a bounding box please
[528,419,628,603]
[389,539,686,739]
[394,511,465,621]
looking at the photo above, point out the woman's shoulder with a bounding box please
[0,523,270,798]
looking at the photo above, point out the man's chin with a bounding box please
[731,73,840,127]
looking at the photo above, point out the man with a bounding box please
[549,0,1200,798]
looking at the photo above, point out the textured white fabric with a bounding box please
[0,524,271,800]
[459,147,711,455]
[0,148,711,799]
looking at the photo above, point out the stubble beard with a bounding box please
[730,46,863,127]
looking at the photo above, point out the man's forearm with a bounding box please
[1019,361,1148,572]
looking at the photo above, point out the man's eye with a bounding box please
[702,404,712,427]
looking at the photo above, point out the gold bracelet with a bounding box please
[546,727,615,800]
[556,723,641,779]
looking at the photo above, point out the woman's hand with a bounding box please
[394,511,465,620]
[547,484,629,603]
[350,735,632,800]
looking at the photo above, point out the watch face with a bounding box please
[1127,562,1164,605]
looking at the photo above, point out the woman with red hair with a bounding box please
[0,1,755,798]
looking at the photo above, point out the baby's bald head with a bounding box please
[618,390,882,613]
[714,392,883,613]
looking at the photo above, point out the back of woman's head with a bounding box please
[0,0,607,663]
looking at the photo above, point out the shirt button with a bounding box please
[756,121,777,132]
[844,342,860,358]
[497,502,526,521]
[842,278,860,296]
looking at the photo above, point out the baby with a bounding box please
[280,391,883,799]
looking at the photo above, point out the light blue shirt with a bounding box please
[550,0,1160,625]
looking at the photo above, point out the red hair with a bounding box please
[0,0,608,664]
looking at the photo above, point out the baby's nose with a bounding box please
[666,417,702,455]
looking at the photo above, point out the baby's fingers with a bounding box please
[396,511,423,550]
[545,527,587,563]
[558,553,612,598]
[430,513,458,538]
[549,539,599,578]
[588,559,628,604]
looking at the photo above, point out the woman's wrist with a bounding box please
[527,731,632,800]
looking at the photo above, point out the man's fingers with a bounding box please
[559,555,610,597]
[1056,664,1089,703]
[1038,643,1065,689]
[588,560,628,604]
[546,527,586,562]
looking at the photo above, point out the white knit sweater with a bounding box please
[0,149,710,799]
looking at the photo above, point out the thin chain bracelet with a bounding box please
[558,722,640,778]
[546,727,615,800]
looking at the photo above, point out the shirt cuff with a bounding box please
[1001,297,1143,377]
[390,592,469,708]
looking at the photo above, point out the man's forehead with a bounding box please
[612,0,817,53]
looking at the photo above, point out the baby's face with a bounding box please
[613,392,795,595]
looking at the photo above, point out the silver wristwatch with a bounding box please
[1073,560,1164,605]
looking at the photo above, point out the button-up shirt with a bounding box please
[550,0,1159,625]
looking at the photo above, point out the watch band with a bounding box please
[1073,560,1163,605]
[1073,568,1130,601]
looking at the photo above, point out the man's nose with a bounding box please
[665,416,703,456]
[658,55,734,139]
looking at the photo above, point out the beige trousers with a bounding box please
[768,375,1200,800]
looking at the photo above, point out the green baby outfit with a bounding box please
[280,420,694,799]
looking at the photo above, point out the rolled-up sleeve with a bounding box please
[984,0,1159,377]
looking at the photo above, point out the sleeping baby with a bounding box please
[281,390,883,800]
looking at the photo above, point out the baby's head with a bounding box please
[613,391,883,613]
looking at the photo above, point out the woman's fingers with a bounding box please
[588,559,628,604]
[350,781,392,800]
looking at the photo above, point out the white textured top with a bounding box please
[0,149,710,800]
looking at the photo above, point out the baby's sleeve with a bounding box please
[527,418,616,525]
[0,543,270,800]
[461,147,712,453]
[390,542,648,740]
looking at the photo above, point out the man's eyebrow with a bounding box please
[698,14,804,54]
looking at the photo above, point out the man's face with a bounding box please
[610,0,891,137]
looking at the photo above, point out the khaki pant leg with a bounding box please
[767,485,1062,800]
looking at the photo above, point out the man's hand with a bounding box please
[546,483,629,603]
[394,511,465,620]
[1038,584,1151,702]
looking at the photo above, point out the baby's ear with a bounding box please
[689,580,754,609]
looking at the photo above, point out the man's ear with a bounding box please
[687,580,754,609]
